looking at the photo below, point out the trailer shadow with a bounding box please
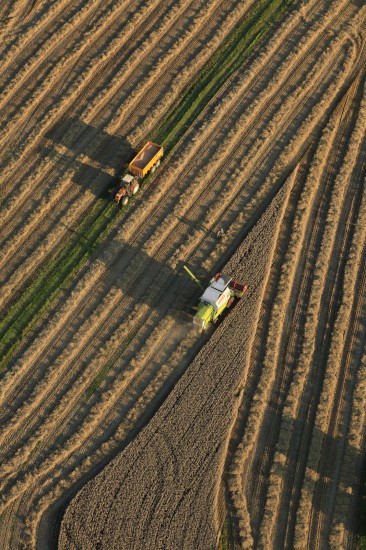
[45,117,135,169]
[42,117,136,196]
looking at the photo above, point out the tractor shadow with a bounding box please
[42,117,136,197]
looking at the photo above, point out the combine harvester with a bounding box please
[184,265,248,330]
[114,141,163,205]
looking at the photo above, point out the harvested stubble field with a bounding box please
[0,0,366,548]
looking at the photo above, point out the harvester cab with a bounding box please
[114,174,139,205]
[183,266,248,330]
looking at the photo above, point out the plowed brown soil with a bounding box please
[58,174,294,550]
[1,0,366,549]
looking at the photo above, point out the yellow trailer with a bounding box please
[128,141,163,178]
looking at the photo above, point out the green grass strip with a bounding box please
[153,0,294,150]
[0,199,117,372]
[1,0,294,373]
[358,479,366,549]
[218,516,232,550]
[218,508,240,550]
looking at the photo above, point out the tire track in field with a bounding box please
[273,76,366,550]
[298,102,366,549]
[0,0,352,298]
[225,75,358,546]
[329,266,366,549]
[251,72,366,550]
[0,0,358,474]
[1,1,365,546]
[0,3,348,340]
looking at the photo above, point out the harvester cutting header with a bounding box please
[184,266,248,329]
[114,141,163,205]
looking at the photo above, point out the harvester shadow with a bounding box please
[99,242,207,312]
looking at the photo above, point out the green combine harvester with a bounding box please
[184,265,248,329]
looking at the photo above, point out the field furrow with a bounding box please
[1,0,365,547]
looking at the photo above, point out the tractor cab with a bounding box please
[114,174,139,205]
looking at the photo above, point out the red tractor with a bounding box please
[114,174,139,205]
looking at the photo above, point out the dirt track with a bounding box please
[0,0,366,548]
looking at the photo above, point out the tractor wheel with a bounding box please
[151,165,156,173]
[227,297,234,308]
[132,183,139,195]
[122,196,129,206]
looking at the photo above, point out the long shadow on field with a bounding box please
[46,117,135,169]
[98,240,211,312]
[43,118,136,196]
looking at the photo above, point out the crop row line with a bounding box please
[0,0,237,207]
[1,199,217,466]
[293,86,366,548]
[0,0,304,380]
[0,308,194,515]
[84,0,233,137]
[230,96,348,547]
[21,321,200,548]
[0,0,354,402]
[0,0,280,306]
[1,0,340,269]
[329,337,366,547]
[224,170,297,547]
[0,0,91,70]
[0,91,318,520]
[254,99,350,547]
[120,23,355,268]
[0,0,170,106]
[0,0,175,180]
